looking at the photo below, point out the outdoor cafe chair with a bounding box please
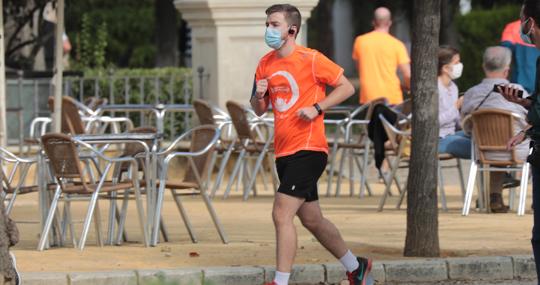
[38,133,148,251]
[0,147,39,216]
[461,109,530,216]
[193,99,235,196]
[222,101,276,200]
[150,125,228,245]
[378,113,463,212]
[326,98,388,198]
[74,96,134,134]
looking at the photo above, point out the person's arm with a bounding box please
[296,75,355,121]
[398,63,411,91]
[250,79,270,116]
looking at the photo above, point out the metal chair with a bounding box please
[327,98,388,198]
[223,101,276,200]
[378,113,461,212]
[461,109,530,216]
[38,133,148,250]
[0,147,39,216]
[193,99,235,196]
[150,125,227,245]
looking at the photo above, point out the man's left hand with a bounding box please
[296,106,319,121]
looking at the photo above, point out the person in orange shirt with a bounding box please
[352,7,411,105]
[251,4,373,285]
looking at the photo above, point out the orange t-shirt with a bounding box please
[352,31,410,105]
[255,45,344,158]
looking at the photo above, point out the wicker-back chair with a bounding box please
[38,133,147,250]
[462,109,530,215]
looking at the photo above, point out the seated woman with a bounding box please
[437,46,471,159]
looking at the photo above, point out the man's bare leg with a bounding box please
[272,193,305,273]
[296,200,348,258]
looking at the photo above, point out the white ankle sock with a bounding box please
[339,250,360,272]
[274,271,290,285]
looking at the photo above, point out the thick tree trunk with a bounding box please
[155,0,178,67]
[404,0,441,257]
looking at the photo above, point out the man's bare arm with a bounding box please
[398,63,411,91]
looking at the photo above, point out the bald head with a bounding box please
[373,7,392,28]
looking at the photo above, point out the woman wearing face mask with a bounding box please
[437,46,471,159]
[502,1,540,283]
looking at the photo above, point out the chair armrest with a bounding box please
[158,125,220,156]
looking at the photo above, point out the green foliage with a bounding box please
[76,14,108,69]
[455,4,521,91]
[66,0,156,68]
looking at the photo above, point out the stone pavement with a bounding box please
[17,255,537,285]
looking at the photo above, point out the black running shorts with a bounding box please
[275,150,327,202]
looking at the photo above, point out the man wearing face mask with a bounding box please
[501,0,540,282]
[461,46,529,213]
[250,4,373,285]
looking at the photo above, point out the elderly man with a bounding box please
[461,46,530,213]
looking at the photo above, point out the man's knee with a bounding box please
[299,215,323,232]
[272,208,294,227]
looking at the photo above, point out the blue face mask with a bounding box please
[265,27,285,50]
[521,18,534,45]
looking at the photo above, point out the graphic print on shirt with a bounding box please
[268,70,300,113]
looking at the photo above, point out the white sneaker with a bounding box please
[9,252,21,285]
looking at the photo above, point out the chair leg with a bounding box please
[438,163,448,212]
[79,190,101,251]
[518,162,530,216]
[326,142,340,197]
[37,186,61,251]
[245,146,271,200]
[171,190,198,243]
[133,182,149,246]
[65,199,78,248]
[359,141,372,198]
[94,200,104,247]
[106,192,118,245]
[223,149,246,199]
[354,154,372,198]
[462,161,478,216]
[396,178,408,209]
[201,191,228,244]
[378,154,401,211]
[456,159,466,200]
[335,148,347,197]
[151,175,168,246]
[349,148,355,197]
[116,190,130,245]
[210,143,234,198]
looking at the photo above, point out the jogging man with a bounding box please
[250,4,372,285]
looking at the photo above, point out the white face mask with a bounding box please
[449,62,463,80]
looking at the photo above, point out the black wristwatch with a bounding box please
[313,103,323,116]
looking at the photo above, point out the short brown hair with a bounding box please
[265,4,302,37]
[438,45,460,76]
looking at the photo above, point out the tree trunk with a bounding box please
[404,0,441,257]
[154,0,178,67]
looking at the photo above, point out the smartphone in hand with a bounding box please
[493,84,524,98]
